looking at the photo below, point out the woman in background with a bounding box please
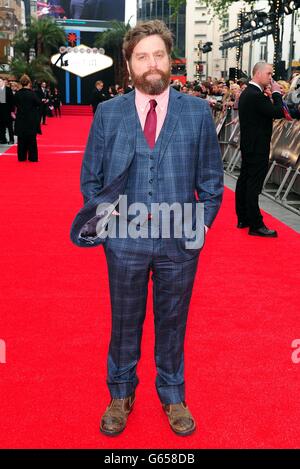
[14,74,41,162]
[51,87,62,117]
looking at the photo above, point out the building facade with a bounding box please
[0,0,23,68]
[125,0,137,26]
[186,0,300,81]
[137,0,186,57]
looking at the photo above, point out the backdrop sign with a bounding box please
[51,44,113,77]
[37,0,125,21]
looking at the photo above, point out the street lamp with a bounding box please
[202,42,213,80]
[202,42,213,53]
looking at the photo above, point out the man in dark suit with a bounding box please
[90,80,107,114]
[0,76,14,144]
[71,20,223,436]
[14,74,41,162]
[236,62,284,237]
[36,81,50,125]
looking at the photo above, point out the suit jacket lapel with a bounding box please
[121,91,137,160]
[158,88,183,166]
[120,88,183,167]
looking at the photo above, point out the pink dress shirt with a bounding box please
[135,86,170,142]
[134,86,209,233]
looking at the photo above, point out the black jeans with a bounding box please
[235,151,269,229]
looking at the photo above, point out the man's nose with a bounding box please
[148,55,158,67]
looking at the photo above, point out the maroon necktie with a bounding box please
[144,99,157,149]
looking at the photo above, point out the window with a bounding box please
[157,0,162,16]
[259,43,267,61]
[222,14,229,30]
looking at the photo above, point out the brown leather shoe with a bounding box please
[162,402,196,436]
[100,392,135,436]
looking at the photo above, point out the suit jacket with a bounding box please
[14,88,41,137]
[36,87,50,106]
[70,88,223,258]
[238,84,284,155]
[90,88,107,114]
[0,86,14,122]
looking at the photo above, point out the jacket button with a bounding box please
[149,191,152,196]
[149,179,153,184]
[150,166,154,171]
[150,155,154,160]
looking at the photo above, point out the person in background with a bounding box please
[14,74,41,162]
[51,87,62,117]
[108,85,117,98]
[36,81,50,125]
[0,76,14,144]
[124,78,134,94]
[277,80,290,97]
[236,62,284,237]
[285,75,300,119]
[90,80,107,114]
[69,0,85,18]
[9,81,20,138]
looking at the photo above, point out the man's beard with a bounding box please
[130,68,171,95]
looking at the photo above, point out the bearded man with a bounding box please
[71,20,223,437]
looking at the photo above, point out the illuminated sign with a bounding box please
[37,0,125,22]
[51,44,113,77]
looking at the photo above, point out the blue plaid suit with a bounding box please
[78,87,223,404]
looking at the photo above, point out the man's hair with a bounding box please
[237,78,248,86]
[123,20,173,62]
[277,80,290,93]
[95,80,103,86]
[20,74,32,87]
[252,62,272,76]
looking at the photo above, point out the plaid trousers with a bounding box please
[104,234,199,404]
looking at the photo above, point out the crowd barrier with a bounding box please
[216,108,300,215]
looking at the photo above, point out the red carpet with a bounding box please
[0,114,300,449]
[61,105,93,116]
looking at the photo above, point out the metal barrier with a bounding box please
[216,109,300,215]
[263,120,300,214]
[218,109,242,176]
